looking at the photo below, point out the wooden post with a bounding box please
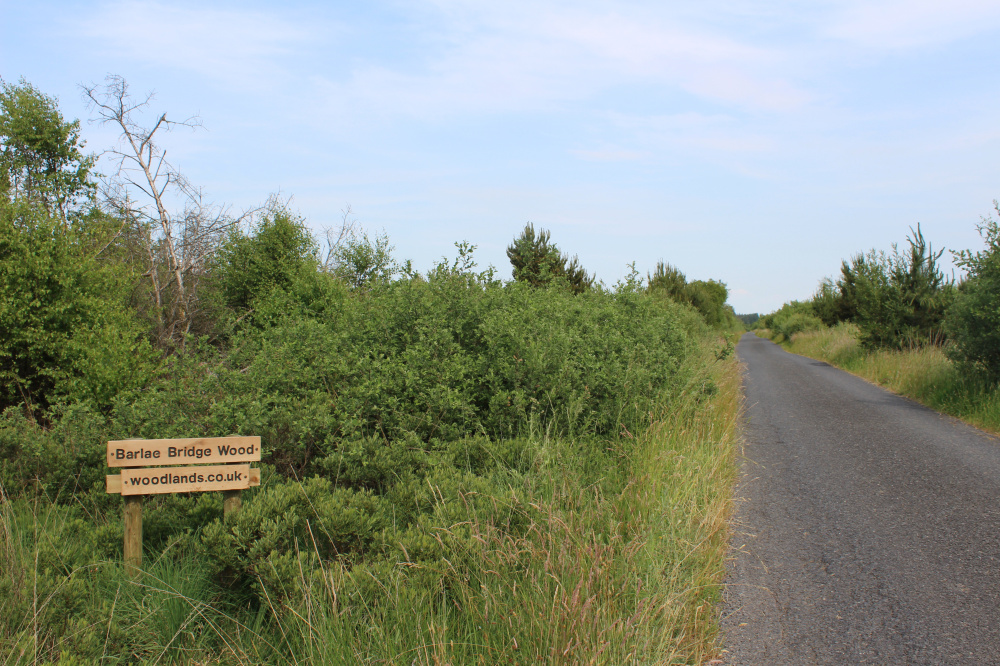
[124,495,142,574]
[223,489,242,519]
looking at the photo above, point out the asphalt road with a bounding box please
[720,332,1000,665]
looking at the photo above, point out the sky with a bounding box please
[3,0,1000,313]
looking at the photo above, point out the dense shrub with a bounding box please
[947,207,1000,382]
[756,300,823,340]
[647,261,739,329]
[0,201,156,415]
[216,204,319,313]
[0,79,742,664]
[828,226,953,349]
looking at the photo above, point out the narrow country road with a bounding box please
[721,332,1000,665]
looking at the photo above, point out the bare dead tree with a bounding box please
[321,205,358,272]
[82,75,248,347]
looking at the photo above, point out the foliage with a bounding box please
[325,225,397,290]
[647,261,738,329]
[807,225,954,349]
[848,225,953,349]
[506,222,594,294]
[0,78,94,220]
[0,200,156,415]
[946,204,1000,382]
[684,280,729,327]
[647,261,688,301]
[216,204,319,313]
[757,300,824,341]
[0,79,746,664]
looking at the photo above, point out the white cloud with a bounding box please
[570,149,645,162]
[74,1,318,87]
[311,1,809,126]
[827,0,1000,49]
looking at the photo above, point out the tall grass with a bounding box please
[768,324,1000,435]
[0,340,741,665]
[260,343,741,664]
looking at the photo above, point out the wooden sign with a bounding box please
[106,435,262,573]
[107,466,261,495]
[107,436,261,467]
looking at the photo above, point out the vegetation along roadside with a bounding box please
[753,212,1000,436]
[1,76,745,663]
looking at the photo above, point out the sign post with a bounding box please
[107,436,261,572]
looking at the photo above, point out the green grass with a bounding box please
[0,339,742,665]
[760,323,1000,436]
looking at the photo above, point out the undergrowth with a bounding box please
[1,266,741,665]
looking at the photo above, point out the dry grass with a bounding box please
[772,324,1000,436]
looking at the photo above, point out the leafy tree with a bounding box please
[946,203,1000,381]
[325,227,397,289]
[0,78,94,220]
[506,223,593,294]
[216,204,319,313]
[0,200,155,415]
[685,279,730,327]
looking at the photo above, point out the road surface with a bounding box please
[721,332,1000,664]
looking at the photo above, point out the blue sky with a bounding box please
[3,0,1000,313]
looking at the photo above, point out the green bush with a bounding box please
[0,201,156,415]
[774,312,824,339]
[947,206,1000,382]
[216,204,319,314]
[839,226,953,349]
[758,301,823,340]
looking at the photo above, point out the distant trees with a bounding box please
[646,261,734,327]
[506,223,593,294]
[756,301,824,341]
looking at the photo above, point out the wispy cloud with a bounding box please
[74,1,319,87]
[311,1,809,127]
[570,149,645,162]
[826,0,1000,49]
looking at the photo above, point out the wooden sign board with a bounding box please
[107,436,261,467]
[107,464,260,496]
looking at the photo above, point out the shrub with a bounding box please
[216,204,319,314]
[0,201,156,415]
[774,312,824,339]
[946,205,1000,382]
[853,226,954,348]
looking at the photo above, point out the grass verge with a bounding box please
[759,323,1000,436]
